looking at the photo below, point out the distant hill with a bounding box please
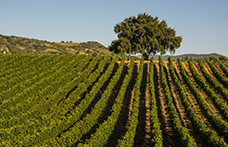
[1,34,224,61]
[0,34,123,59]
[135,53,226,61]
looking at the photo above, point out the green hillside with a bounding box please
[0,34,119,58]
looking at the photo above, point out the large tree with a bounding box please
[109,13,182,60]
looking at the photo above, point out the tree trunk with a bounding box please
[143,53,149,60]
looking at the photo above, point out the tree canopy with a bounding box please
[109,13,182,60]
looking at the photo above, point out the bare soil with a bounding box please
[182,62,226,122]
[213,63,228,79]
[54,60,228,146]
[163,62,204,146]
[153,61,177,147]
[134,61,151,146]
[172,62,212,129]
[193,63,228,112]
[105,61,138,147]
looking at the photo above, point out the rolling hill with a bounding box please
[135,53,227,61]
[0,34,120,58]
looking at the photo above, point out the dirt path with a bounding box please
[203,62,219,80]
[193,63,228,111]
[128,62,139,124]
[154,61,176,147]
[213,63,228,79]
[201,63,228,109]
[163,62,204,146]
[144,61,152,145]
[105,62,138,147]
[134,61,151,146]
[77,62,129,145]
[223,62,228,68]
[72,62,119,120]
[182,62,227,122]
[172,62,212,129]
[203,62,228,91]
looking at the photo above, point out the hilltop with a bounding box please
[1,34,226,61]
[0,34,121,58]
[153,53,225,61]
[134,53,226,61]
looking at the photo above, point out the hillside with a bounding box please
[2,54,228,146]
[0,34,120,58]
[1,34,225,62]
[152,53,225,61]
[135,53,226,61]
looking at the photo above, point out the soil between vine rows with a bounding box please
[3,57,228,147]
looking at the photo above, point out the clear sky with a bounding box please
[1,0,228,56]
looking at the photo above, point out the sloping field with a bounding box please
[1,54,228,146]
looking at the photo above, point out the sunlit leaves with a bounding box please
[109,13,182,60]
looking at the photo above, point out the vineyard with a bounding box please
[1,54,228,146]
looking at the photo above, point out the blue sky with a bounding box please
[1,0,228,56]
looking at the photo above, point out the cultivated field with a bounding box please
[1,54,228,146]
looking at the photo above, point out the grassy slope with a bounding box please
[0,34,122,59]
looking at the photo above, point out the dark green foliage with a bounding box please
[159,57,197,147]
[52,56,124,146]
[1,55,110,146]
[185,56,189,61]
[149,57,163,146]
[211,56,228,78]
[177,57,228,144]
[188,59,228,124]
[205,58,228,89]
[219,55,228,62]
[117,56,144,146]
[109,13,182,60]
[169,57,228,146]
[80,57,135,146]
[197,59,228,109]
